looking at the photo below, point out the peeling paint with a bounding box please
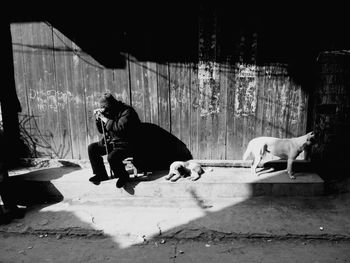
[198,61,220,117]
[235,64,257,117]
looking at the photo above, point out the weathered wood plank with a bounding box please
[81,51,104,147]
[57,33,82,159]
[298,88,308,135]
[70,42,89,159]
[23,23,57,157]
[19,23,40,156]
[190,63,199,158]
[10,24,28,113]
[168,62,191,147]
[263,67,274,137]
[200,115,211,159]
[197,62,224,159]
[129,56,145,121]
[225,64,236,159]
[169,63,181,140]
[144,62,158,124]
[278,80,288,138]
[111,54,130,104]
[10,23,32,151]
[255,67,265,137]
[157,63,171,132]
[209,62,226,159]
[51,23,73,159]
[292,85,301,136]
[180,64,191,148]
[237,64,259,158]
[272,75,280,137]
[142,62,152,122]
[217,62,228,159]
[20,23,36,149]
[38,22,62,158]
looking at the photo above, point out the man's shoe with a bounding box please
[9,207,26,219]
[116,175,130,188]
[89,174,109,185]
[0,206,25,224]
[0,213,13,225]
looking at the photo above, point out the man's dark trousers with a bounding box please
[88,141,131,179]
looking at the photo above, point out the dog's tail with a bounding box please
[242,142,252,160]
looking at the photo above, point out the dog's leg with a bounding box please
[287,158,296,179]
[165,172,174,180]
[170,171,182,182]
[190,171,200,181]
[252,144,268,176]
[256,167,275,176]
[251,155,263,175]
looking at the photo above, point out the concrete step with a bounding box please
[8,163,324,207]
[120,168,323,198]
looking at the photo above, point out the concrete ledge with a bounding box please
[122,168,324,198]
[15,158,312,170]
[9,165,324,202]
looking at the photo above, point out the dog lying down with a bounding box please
[242,131,315,179]
[165,161,212,182]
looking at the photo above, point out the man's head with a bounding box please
[98,93,122,116]
[99,93,117,109]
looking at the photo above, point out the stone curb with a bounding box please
[1,227,350,242]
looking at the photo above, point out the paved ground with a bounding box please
[1,159,350,262]
[1,233,349,263]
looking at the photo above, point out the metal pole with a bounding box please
[100,118,113,178]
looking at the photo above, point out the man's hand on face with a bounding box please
[99,114,108,124]
[94,109,102,120]
[94,108,108,123]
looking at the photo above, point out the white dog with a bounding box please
[165,161,206,182]
[242,131,315,179]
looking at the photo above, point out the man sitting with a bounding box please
[88,93,141,188]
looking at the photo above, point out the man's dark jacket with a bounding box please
[95,102,141,148]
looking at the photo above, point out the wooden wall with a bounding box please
[10,22,308,160]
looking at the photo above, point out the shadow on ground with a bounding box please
[9,166,81,206]
[1,162,350,262]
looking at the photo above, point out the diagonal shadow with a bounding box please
[152,166,344,243]
[8,166,81,206]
